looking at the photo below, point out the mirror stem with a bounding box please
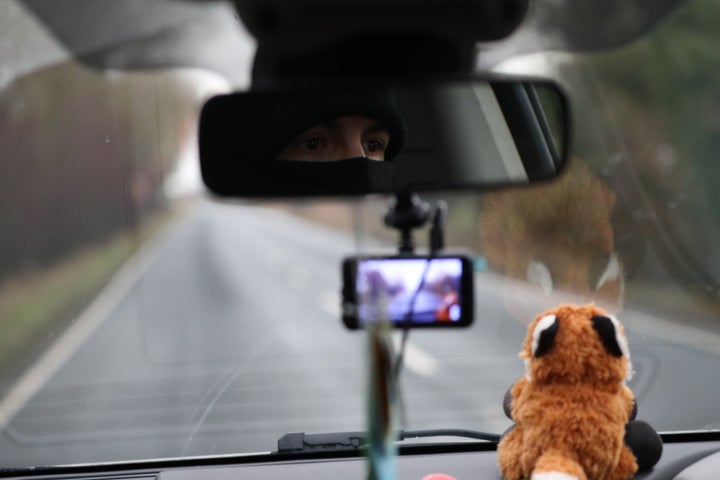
[384,193,431,254]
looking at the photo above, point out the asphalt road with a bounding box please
[1,200,719,467]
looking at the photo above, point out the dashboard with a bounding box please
[2,437,719,480]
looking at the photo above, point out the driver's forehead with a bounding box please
[308,115,389,133]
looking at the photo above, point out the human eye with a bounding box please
[365,138,386,153]
[362,131,390,160]
[276,126,331,161]
[298,137,323,151]
[289,127,329,153]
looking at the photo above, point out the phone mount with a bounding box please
[384,192,446,255]
[364,192,453,480]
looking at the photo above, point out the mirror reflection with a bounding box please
[199,78,568,197]
[277,115,393,162]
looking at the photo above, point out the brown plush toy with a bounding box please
[497,304,662,480]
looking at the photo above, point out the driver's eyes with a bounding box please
[286,134,327,153]
[302,138,322,151]
[365,140,385,152]
[364,136,388,155]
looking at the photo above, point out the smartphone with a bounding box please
[342,254,474,329]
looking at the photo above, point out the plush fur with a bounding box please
[497,304,645,480]
[479,161,624,318]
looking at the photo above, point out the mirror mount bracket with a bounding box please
[383,192,432,255]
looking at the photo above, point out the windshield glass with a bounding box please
[1,0,719,469]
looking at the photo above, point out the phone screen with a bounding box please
[342,255,473,329]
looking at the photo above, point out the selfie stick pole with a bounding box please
[366,317,397,480]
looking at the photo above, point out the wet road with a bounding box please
[1,200,719,467]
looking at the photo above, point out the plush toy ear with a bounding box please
[532,314,559,357]
[592,314,628,357]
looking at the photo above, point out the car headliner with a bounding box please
[4,0,684,87]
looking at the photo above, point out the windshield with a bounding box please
[1,0,719,469]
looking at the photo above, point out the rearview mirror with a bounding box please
[199,76,569,197]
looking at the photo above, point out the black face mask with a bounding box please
[259,157,394,195]
[205,155,395,196]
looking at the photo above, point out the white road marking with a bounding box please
[0,214,188,430]
[393,338,440,378]
[318,290,440,378]
[317,289,441,378]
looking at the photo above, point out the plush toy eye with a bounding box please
[532,314,559,357]
[592,314,629,357]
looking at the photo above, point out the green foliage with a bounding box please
[560,0,719,260]
[585,0,720,188]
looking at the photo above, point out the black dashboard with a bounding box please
[2,436,720,480]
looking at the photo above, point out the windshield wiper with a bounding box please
[276,429,500,454]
